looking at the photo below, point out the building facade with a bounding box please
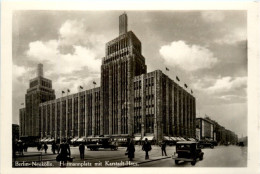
[20,13,196,143]
[19,64,56,140]
[196,117,215,141]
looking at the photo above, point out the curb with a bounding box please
[120,156,171,167]
[137,156,171,165]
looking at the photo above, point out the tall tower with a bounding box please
[23,64,55,138]
[101,13,147,136]
[119,13,127,35]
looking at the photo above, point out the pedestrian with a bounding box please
[52,142,56,154]
[57,138,71,167]
[23,143,28,152]
[126,139,135,161]
[19,142,24,156]
[44,143,48,153]
[161,140,167,156]
[37,143,41,151]
[79,143,85,160]
[142,138,152,160]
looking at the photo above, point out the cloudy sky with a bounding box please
[12,10,247,137]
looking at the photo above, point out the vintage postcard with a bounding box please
[1,1,259,174]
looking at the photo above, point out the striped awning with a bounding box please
[177,137,182,141]
[170,137,178,141]
[40,138,46,142]
[48,138,54,142]
[134,136,141,141]
[163,136,171,140]
[44,138,50,142]
[142,136,154,141]
[76,137,86,142]
[180,137,186,141]
[71,137,78,142]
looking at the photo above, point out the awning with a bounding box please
[180,137,186,141]
[71,137,78,142]
[163,136,171,141]
[142,136,154,141]
[177,137,182,141]
[170,137,178,141]
[44,138,50,142]
[40,138,46,142]
[134,137,141,141]
[76,137,86,142]
[48,139,54,142]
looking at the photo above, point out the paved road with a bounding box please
[138,145,247,167]
[13,145,247,167]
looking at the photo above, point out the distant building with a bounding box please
[202,116,238,145]
[19,13,196,143]
[196,117,215,141]
[19,64,55,141]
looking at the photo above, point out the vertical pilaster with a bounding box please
[166,77,169,136]
[176,87,180,136]
[100,67,104,135]
[45,105,47,137]
[118,61,122,135]
[78,94,80,137]
[109,68,112,135]
[66,97,68,139]
[171,82,175,136]
[141,74,145,138]
[127,57,133,135]
[60,101,62,140]
[71,97,74,137]
[50,103,52,138]
[155,71,163,142]
[54,102,57,141]
[92,90,96,136]
[41,105,43,138]
[85,91,88,136]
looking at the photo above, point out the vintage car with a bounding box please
[198,140,214,149]
[172,141,204,166]
[86,137,118,151]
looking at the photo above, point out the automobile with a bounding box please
[172,141,204,166]
[86,137,118,151]
[198,140,214,149]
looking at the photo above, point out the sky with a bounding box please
[12,10,247,137]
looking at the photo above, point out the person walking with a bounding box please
[37,143,41,151]
[126,139,135,161]
[142,138,152,160]
[19,142,24,156]
[161,140,167,156]
[52,142,56,154]
[79,143,85,160]
[44,143,48,153]
[57,138,71,167]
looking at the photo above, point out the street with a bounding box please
[13,145,247,167]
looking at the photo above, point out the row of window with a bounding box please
[104,51,129,64]
[107,38,128,55]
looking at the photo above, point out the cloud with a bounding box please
[201,11,225,23]
[214,28,247,45]
[207,76,247,93]
[26,40,101,74]
[192,76,247,95]
[58,19,106,55]
[23,19,106,95]
[159,41,218,71]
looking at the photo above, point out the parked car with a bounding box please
[86,137,118,151]
[172,141,204,166]
[198,140,214,149]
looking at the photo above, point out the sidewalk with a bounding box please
[14,145,175,167]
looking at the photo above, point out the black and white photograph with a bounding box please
[1,1,259,174]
